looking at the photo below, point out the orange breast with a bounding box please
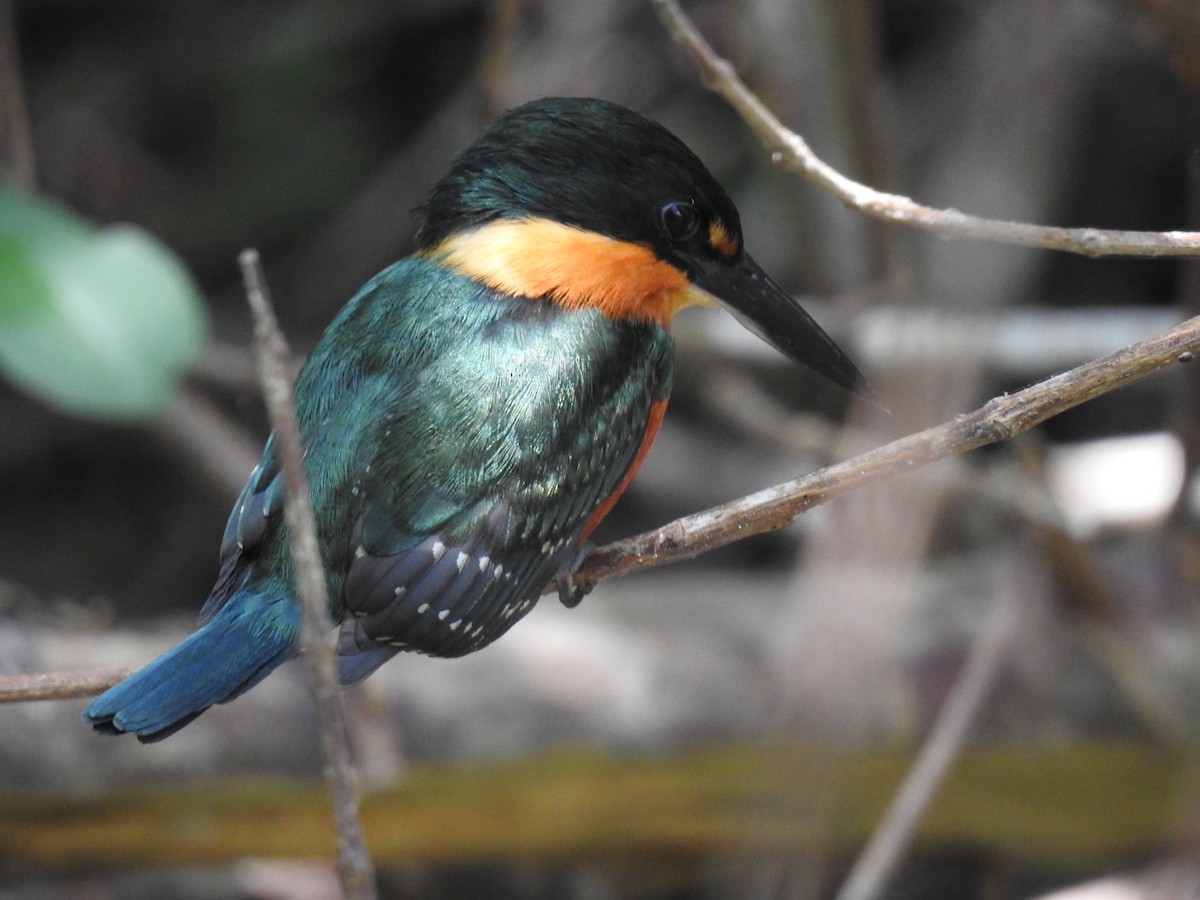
[578,397,669,542]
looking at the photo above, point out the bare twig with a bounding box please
[6,315,1199,704]
[239,249,377,900]
[651,0,1200,259]
[571,313,1200,587]
[834,567,1021,900]
[0,667,127,702]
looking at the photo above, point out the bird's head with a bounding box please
[418,97,866,397]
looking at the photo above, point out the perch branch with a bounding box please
[570,313,1200,587]
[4,316,1198,702]
[0,667,127,702]
[651,0,1200,259]
[239,250,378,900]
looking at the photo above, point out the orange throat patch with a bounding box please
[424,217,711,325]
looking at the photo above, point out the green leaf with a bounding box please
[0,188,207,420]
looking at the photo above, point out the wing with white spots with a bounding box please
[336,499,578,680]
[331,299,674,679]
[197,259,674,681]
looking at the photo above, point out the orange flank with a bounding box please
[578,397,669,542]
[426,218,712,325]
[707,218,739,260]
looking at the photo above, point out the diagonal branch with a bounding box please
[651,0,1200,259]
[4,316,1199,704]
[570,314,1200,586]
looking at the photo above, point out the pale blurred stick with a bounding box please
[239,249,378,900]
[652,0,1200,259]
[835,566,1022,900]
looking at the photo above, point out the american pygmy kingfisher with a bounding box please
[85,97,865,741]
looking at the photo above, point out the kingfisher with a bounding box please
[84,97,865,741]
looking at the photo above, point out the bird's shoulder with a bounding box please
[204,255,674,624]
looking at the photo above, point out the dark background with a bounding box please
[2,1,1198,898]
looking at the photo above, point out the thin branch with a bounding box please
[571,313,1200,587]
[651,0,1200,259]
[0,667,127,702]
[5,315,1199,704]
[239,250,378,900]
[835,565,1021,900]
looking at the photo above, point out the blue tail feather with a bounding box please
[84,590,300,742]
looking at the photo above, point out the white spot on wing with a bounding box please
[437,609,449,621]
[417,603,430,614]
[455,551,469,572]
[431,540,446,561]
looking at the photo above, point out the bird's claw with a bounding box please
[555,572,592,608]
[555,543,594,608]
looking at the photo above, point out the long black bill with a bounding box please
[694,252,870,400]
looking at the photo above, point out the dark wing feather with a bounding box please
[201,440,283,622]
[191,258,673,683]
[324,264,674,678]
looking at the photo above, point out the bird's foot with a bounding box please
[554,543,595,608]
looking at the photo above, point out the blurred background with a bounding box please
[1,0,1198,897]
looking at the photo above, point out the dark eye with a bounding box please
[659,200,701,242]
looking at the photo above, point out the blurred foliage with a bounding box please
[0,739,1182,868]
[0,186,205,419]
